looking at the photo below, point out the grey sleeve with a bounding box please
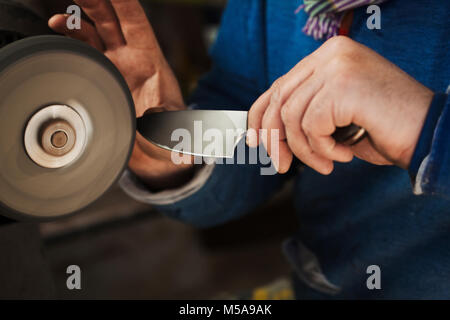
[118,164,215,206]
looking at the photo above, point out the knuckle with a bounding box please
[312,135,331,155]
[247,107,259,126]
[301,116,313,136]
[270,79,283,104]
[325,139,336,155]
[295,143,313,160]
[303,110,317,131]
[329,54,353,72]
[324,35,352,50]
[280,103,295,125]
[329,57,354,89]
[261,111,270,130]
[271,78,282,90]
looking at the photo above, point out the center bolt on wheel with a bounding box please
[24,104,87,168]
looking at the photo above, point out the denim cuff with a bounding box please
[408,93,448,180]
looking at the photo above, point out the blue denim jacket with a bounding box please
[155,0,450,298]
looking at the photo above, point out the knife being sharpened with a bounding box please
[137,110,366,158]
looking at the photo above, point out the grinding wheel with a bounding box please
[0,35,135,220]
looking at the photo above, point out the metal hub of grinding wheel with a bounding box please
[24,104,85,168]
[0,36,135,220]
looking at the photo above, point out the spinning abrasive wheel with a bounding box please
[0,36,135,220]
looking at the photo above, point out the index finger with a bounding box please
[302,92,354,162]
[75,0,125,49]
[247,90,271,147]
[110,0,159,47]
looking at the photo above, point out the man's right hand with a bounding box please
[49,0,194,190]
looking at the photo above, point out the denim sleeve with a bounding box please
[153,161,286,228]
[410,92,450,197]
[188,0,268,109]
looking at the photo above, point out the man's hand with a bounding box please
[49,0,194,189]
[248,36,433,175]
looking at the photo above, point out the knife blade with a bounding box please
[137,110,366,158]
[137,110,247,158]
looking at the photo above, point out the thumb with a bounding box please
[350,138,393,166]
[48,14,104,51]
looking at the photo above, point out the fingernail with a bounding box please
[272,157,279,172]
[246,135,250,146]
[246,129,257,147]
